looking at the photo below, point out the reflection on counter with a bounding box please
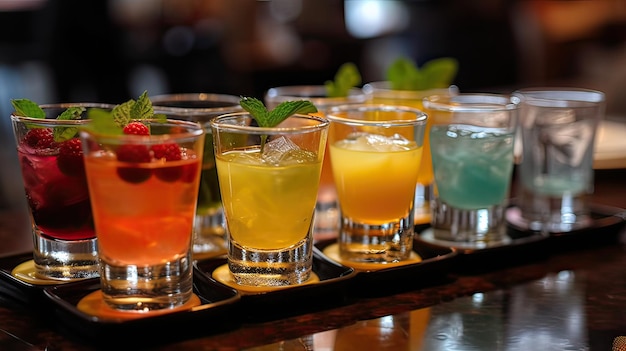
[242,271,586,350]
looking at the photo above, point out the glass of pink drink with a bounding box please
[10,103,115,281]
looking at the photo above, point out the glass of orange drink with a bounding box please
[81,106,204,311]
[363,82,458,225]
[326,104,427,263]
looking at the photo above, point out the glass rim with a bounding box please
[362,81,460,96]
[264,85,367,106]
[210,112,329,134]
[150,92,243,115]
[512,87,605,105]
[423,93,520,113]
[11,102,118,125]
[39,102,118,110]
[326,103,428,127]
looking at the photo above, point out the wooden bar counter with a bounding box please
[1,168,625,351]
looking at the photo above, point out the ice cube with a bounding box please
[261,136,316,165]
[345,132,413,152]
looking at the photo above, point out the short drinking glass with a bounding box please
[81,119,204,311]
[211,112,329,286]
[511,88,605,233]
[326,104,428,263]
[424,93,519,247]
[10,103,114,281]
[363,81,459,226]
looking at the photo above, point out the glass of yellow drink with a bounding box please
[362,82,458,225]
[81,118,204,311]
[150,93,242,259]
[265,85,367,240]
[210,112,329,286]
[326,104,428,263]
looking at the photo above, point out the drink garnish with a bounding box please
[239,96,317,151]
[325,62,362,97]
[386,57,458,91]
[11,98,85,143]
[12,92,188,183]
[83,91,166,135]
[11,98,87,176]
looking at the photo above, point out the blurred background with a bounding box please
[1,0,625,209]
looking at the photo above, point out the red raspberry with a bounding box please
[116,144,152,183]
[57,138,85,177]
[151,143,182,161]
[24,128,55,149]
[152,143,183,182]
[180,162,200,183]
[123,122,149,135]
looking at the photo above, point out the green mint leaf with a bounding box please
[267,100,317,127]
[131,90,154,120]
[387,57,458,91]
[84,108,123,135]
[239,97,318,152]
[239,97,269,125]
[57,107,86,121]
[112,99,134,128]
[325,62,362,97]
[85,91,160,134]
[53,106,86,142]
[11,99,45,118]
[240,97,317,127]
[421,58,459,89]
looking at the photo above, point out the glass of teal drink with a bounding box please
[423,93,519,247]
[510,88,605,234]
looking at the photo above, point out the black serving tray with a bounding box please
[417,226,551,275]
[43,272,241,348]
[507,203,626,252]
[194,249,357,323]
[0,252,90,305]
[315,238,458,297]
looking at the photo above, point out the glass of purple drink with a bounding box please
[10,102,114,281]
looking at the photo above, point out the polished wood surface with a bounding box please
[1,168,625,350]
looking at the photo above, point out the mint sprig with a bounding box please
[239,96,317,151]
[11,99,84,142]
[325,62,362,98]
[12,91,168,139]
[86,90,166,135]
[387,57,458,91]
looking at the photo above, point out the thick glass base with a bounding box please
[228,233,313,287]
[512,190,592,234]
[33,231,99,281]
[430,199,508,244]
[99,252,193,312]
[338,214,414,264]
